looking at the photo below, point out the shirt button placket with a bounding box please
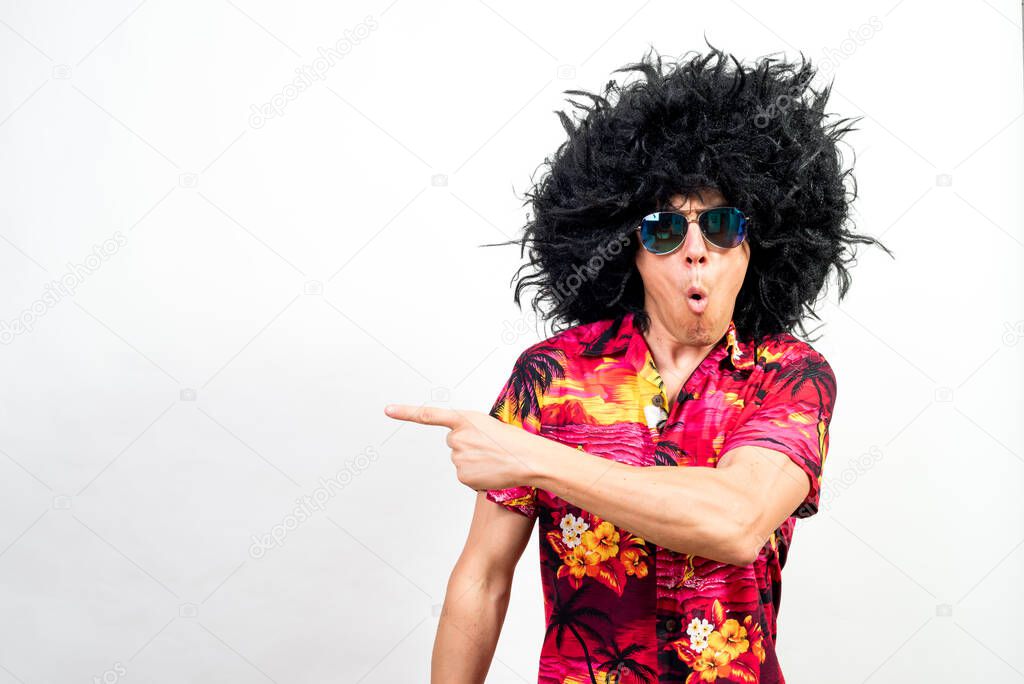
[651,394,668,435]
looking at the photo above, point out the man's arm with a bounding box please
[523,347,835,566]
[383,404,804,567]
[432,491,535,683]
[526,440,807,566]
[388,348,833,569]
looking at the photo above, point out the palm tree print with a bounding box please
[596,639,657,683]
[653,441,693,467]
[489,346,565,423]
[545,583,612,684]
[768,352,836,463]
[775,353,836,413]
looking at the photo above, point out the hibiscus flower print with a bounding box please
[547,510,650,596]
[668,599,767,683]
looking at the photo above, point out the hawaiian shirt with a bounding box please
[486,310,837,683]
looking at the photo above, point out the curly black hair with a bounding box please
[481,40,893,344]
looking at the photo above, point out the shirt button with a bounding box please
[651,394,664,408]
[665,618,678,633]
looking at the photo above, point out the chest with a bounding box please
[539,359,756,475]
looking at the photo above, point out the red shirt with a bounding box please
[486,310,836,683]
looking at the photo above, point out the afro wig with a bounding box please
[486,41,893,344]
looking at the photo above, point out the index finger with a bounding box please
[384,404,463,429]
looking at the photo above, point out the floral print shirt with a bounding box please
[485,311,837,683]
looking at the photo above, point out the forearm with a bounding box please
[431,567,511,683]
[528,439,753,565]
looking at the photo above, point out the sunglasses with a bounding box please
[636,207,749,254]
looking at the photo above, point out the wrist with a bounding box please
[521,436,571,490]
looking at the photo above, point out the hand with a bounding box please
[384,404,540,492]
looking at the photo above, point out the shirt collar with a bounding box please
[579,311,753,371]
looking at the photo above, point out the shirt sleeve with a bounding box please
[720,345,837,519]
[484,350,544,519]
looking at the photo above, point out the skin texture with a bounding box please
[429,490,533,683]
[634,189,751,409]
[385,188,812,682]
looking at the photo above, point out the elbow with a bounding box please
[663,484,764,565]
[706,498,761,566]
[666,521,759,567]
[718,482,764,566]
[677,529,755,566]
[727,536,760,567]
[450,560,514,604]
[726,514,767,566]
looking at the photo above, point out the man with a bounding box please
[387,45,890,683]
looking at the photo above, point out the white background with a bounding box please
[0,1,1022,682]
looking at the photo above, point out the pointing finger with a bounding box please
[384,404,463,429]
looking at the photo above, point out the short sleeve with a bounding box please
[720,346,837,519]
[484,350,545,519]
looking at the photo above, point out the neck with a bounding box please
[641,305,722,390]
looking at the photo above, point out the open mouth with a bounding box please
[686,286,708,314]
[686,286,707,301]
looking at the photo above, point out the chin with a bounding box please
[674,310,718,344]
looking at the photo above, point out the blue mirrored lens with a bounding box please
[700,207,746,248]
[639,212,686,254]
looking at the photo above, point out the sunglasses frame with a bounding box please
[636,207,750,255]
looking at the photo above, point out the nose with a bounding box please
[679,219,708,264]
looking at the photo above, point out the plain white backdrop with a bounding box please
[0,1,1022,682]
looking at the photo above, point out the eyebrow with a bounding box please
[660,202,728,213]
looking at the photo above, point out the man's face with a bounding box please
[634,188,751,345]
